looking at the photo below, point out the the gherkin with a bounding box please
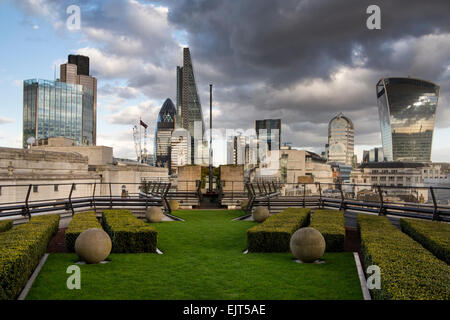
[154,98,176,168]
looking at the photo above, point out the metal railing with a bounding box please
[243,181,450,221]
[0,181,170,219]
[1,180,449,222]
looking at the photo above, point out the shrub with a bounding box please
[65,211,102,252]
[0,214,59,300]
[0,220,13,233]
[102,209,157,253]
[357,214,450,300]
[310,210,345,252]
[400,218,450,265]
[247,208,311,252]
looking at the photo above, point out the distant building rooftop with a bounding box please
[359,162,426,169]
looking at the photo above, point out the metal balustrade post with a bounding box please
[92,182,97,213]
[302,184,306,208]
[109,183,112,209]
[339,183,346,211]
[163,183,171,214]
[317,183,323,208]
[23,184,32,219]
[430,187,439,221]
[68,183,75,216]
[377,186,386,216]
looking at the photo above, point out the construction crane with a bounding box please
[133,118,149,164]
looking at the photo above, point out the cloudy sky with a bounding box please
[0,0,449,164]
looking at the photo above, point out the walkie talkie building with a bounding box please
[376,77,440,162]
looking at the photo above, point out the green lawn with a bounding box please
[26,210,363,300]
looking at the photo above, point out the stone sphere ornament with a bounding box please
[146,206,163,223]
[253,206,270,222]
[240,199,249,210]
[75,228,112,264]
[168,200,179,211]
[290,227,326,263]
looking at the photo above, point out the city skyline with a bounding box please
[0,1,449,164]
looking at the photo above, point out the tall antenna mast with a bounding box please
[209,84,213,193]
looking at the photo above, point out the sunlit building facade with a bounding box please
[60,54,97,145]
[170,128,192,175]
[22,79,94,147]
[376,77,440,162]
[155,98,177,169]
[327,113,354,166]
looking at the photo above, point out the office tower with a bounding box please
[22,79,89,146]
[362,147,384,163]
[155,98,176,168]
[170,128,191,175]
[327,113,354,166]
[176,48,206,164]
[376,77,440,162]
[255,119,281,164]
[68,54,90,76]
[60,63,78,84]
[60,54,97,145]
[227,135,246,165]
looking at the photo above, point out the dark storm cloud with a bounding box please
[164,0,450,84]
[161,0,450,149]
[14,0,450,154]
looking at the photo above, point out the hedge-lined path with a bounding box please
[47,228,68,253]
[26,210,363,300]
[344,227,360,252]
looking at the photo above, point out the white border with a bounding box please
[353,252,371,300]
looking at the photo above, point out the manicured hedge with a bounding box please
[310,210,345,252]
[247,208,311,252]
[65,211,103,252]
[0,214,60,300]
[0,220,13,233]
[102,209,157,253]
[400,218,450,265]
[357,214,450,300]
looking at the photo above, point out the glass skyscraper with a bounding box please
[176,48,207,165]
[22,79,95,147]
[376,77,440,162]
[155,98,177,168]
[255,119,281,164]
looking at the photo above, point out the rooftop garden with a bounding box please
[25,210,363,300]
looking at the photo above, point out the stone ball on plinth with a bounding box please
[146,206,163,223]
[252,206,270,222]
[75,228,112,264]
[290,227,326,263]
[240,199,249,210]
[168,200,179,211]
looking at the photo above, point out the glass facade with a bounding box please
[155,98,176,168]
[376,78,440,162]
[176,48,205,136]
[327,113,354,166]
[255,119,281,164]
[176,48,206,164]
[23,79,94,147]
